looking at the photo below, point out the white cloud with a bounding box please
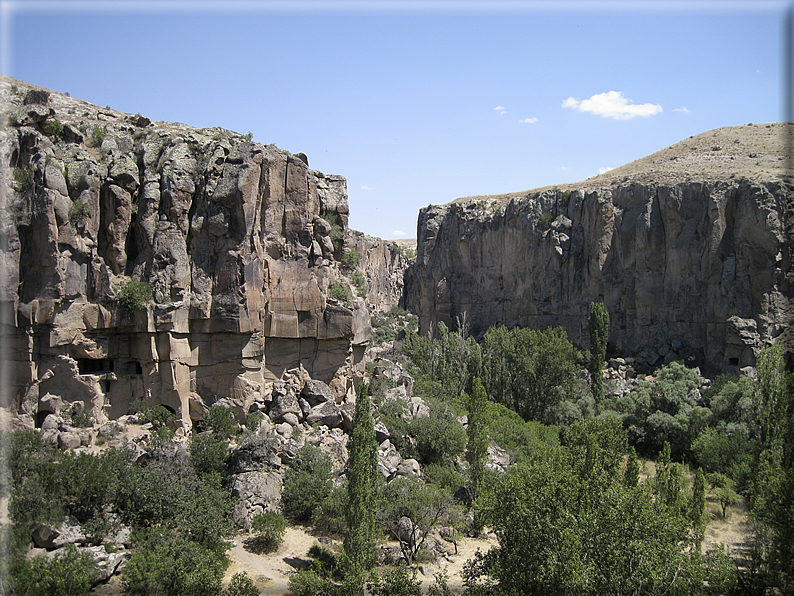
[560,166,569,170]
[360,185,375,190]
[519,117,538,124]
[390,230,406,237]
[493,106,506,114]
[598,167,615,175]
[562,91,662,120]
[673,107,692,113]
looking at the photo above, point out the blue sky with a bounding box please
[2,1,788,239]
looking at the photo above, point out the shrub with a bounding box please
[67,401,92,428]
[537,212,553,231]
[201,404,238,439]
[288,569,338,596]
[117,281,153,311]
[341,250,361,271]
[10,544,98,596]
[367,566,423,596]
[68,200,90,225]
[141,404,176,429]
[328,281,353,308]
[89,126,106,147]
[24,89,50,105]
[425,461,465,493]
[221,572,260,596]
[320,213,344,251]
[122,528,229,596]
[13,166,32,192]
[351,272,368,297]
[281,445,334,523]
[48,118,65,139]
[409,399,467,465]
[190,433,229,479]
[249,511,287,553]
[312,484,349,536]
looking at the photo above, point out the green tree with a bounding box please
[401,321,481,400]
[281,445,333,523]
[467,428,734,595]
[750,345,794,591]
[408,398,467,466]
[481,325,580,424]
[588,302,609,403]
[691,467,706,547]
[250,511,287,553]
[10,544,98,596]
[345,384,379,580]
[377,477,458,565]
[117,280,153,311]
[624,445,640,488]
[221,572,260,596]
[122,528,229,596]
[466,378,489,507]
[366,567,422,596]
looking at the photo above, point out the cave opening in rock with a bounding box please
[77,358,114,374]
[34,410,53,428]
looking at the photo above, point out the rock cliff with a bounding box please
[405,123,794,372]
[0,77,405,429]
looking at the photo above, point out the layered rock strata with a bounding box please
[406,125,793,371]
[0,77,395,429]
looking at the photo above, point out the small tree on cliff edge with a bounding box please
[589,302,609,403]
[344,382,379,582]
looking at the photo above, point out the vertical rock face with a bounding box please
[405,176,793,372]
[344,230,409,313]
[0,77,368,428]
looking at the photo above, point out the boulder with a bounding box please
[301,379,336,405]
[229,470,283,529]
[32,516,90,549]
[57,431,82,449]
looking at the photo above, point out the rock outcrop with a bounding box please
[0,77,391,429]
[405,124,794,372]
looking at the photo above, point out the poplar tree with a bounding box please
[588,302,609,402]
[466,378,489,507]
[344,383,379,581]
[624,446,640,488]
[690,467,706,548]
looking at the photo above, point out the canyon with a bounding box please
[0,76,407,431]
[1,76,792,436]
[405,123,794,373]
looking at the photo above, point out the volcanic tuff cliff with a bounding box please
[405,123,794,372]
[0,77,407,430]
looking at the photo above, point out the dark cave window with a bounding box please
[77,358,114,374]
[35,410,53,428]
[729,357,739,366]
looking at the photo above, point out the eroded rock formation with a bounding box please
[406,125,794,372]
[0,77,405,429]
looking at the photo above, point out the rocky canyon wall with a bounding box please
[0,77,404,429]
[405,178,793,372]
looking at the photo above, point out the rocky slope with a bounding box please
[0,76,406,430]
[405,123,794,372]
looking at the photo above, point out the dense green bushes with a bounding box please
[10,544,97,596]
[281,444,334,523]
[402,323,582,424]
[6,428,235,595]
[465,420,736,595]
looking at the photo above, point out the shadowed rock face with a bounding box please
[405,177,793,373]
[0,77,408,429]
